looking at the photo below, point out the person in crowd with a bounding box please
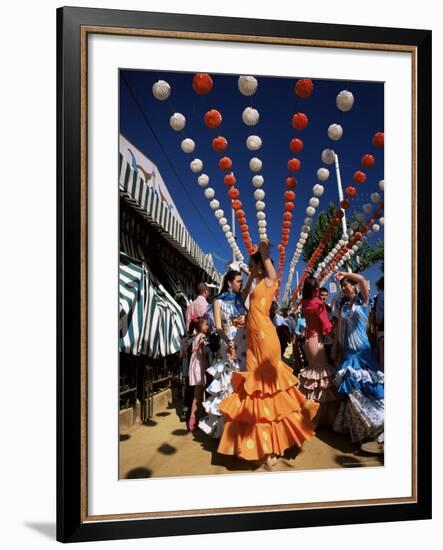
[198,270,252,438]
[217,241,319,468]
[319,286,334,362]
[294,311,307,370]
[298,276,339,427]
[179,321,196,422]
[270,301,292,357]
[188,317,210,432]
[374,277,384,372]
[185,283,209,330]
[332,271,384,446]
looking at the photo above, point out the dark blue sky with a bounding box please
[120,69,384,297]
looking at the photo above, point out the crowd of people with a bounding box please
[179,241,385,468]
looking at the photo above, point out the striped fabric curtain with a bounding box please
[119,253,145,355]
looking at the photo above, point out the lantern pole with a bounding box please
[232,206,236,263]
[334,152,352,273]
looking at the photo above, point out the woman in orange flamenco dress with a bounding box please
[217,241,319,466]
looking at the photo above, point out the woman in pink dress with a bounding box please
[298,276,339,427]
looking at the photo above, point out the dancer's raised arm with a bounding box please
[335,271,369,305]
[260,240,277,287]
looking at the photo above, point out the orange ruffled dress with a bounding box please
[217,279,320,461]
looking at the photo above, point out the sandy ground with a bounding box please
[119,398,384,479]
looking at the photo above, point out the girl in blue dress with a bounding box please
[199,269,252,439]
[332,271,384,444]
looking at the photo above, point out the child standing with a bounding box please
[188,317,209,432]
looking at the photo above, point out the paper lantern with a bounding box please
[258,220,267,228]
[256,201,266,211]
[227,236,235,243]
[371,192,381,204]
[353,171,366,184]
[232,200,242,210]
[238,75,258,96]
[379,217,385,226]
[246,135,262,151]
[210,199,220,210]
[288,158,301,172]
[252,175,264,188]
[242,107,260,126]
[285,201,295,211]
[283,221,291,229]
[372,224,380,232]
[336,90,354,112]
[238,217,247,226]
[212,136,228,152]
[152,80,171,101]
[228,188,240,199]
[204,109,222,128]
[345,186,357,198]
[361,154,375,168]
[363,203,372,213]
[321,149,335,165]
[301,232,308,239]
[285,177,297,189]
[219,217,228,226]
[249,157,263,172]
[170,112,186,131]
[283,212,292,221]
[254,189,265,201]
[340,199,350,209]
[309,197,320,208]
[260,234,269,241]
[289,138,303,153]
[313,184,324,197]
[306,206,316,217]
[295,79,314,98]
[214,209,224,219]
[285,190,295,201]
[291,112,309,130]
[181,138,195,153]
[257,211,266,220]
[236,209,246,219]
[224,173,236,187]
[304,217,313,225]
[259,227,267,234]
[372,131,384,148]
[379,180,385,191]
[204,187,215,199]
[222,224,231,233]
[192,73,213,95]
[328,123,343,141]
[356,212,365,222]
[219,156,233,171]
[197,174,209,187]
[282,228,290,236]
[190,159,203,173]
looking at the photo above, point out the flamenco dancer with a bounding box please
[332,271,384,445]
[199,270,252,439]
[298,276,339,427]
[217,241,319,467]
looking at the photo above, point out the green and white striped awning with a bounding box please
[119,154,222,284]
[119,253,145,355]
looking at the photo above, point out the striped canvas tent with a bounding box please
[119,253,145,355]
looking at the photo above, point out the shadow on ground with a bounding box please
[126,467,152,479]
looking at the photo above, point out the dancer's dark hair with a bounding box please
[302,276,319,300]
[218,270,242,296]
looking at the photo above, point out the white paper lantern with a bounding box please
[256,200,266,211]
[321,149,336,165]
[379,217,385,226]
[170,112,186,131]
[210,199,220,210]
[219,217,228,226]
[306,206,316,217]
[252,175,264,188]
[204,187,215,199]
[300,238,306,244]
[214,209,224,219]
[246,135,262,151]
[152,80,171,101]
[363,203,372,214]
[301,225,310,233]
[304,217,313,226]
[254,189,265,201]
[181,138,195,153]
[379,179,385,191]
[336,90,355,112]
[352,245,359,252]
[242,107,260,126]
[328,123,343,141]
[313,184,324,197]
[367,230,373,237]
[371,192,381,204]
[257,211,266,220]
[227,237,235,244]
[338,239,345,247]
[351,221,359,230]
[372,224,380,232]
[249,157,262,172]
[190,159,203,173]
[259,227,267,234]
[222,224,231,233]
[332,248,338,254]
[258,220,267,228]
[260,234,268,241]
[342,234,349,242]
[238,75,258,96]
[197,174,209,187]
[301,232,308,239]
[297,243,303,250]
[356,212,365,223]
[226,231,233,239]
[309,197,320,208]
[317,167,330,181]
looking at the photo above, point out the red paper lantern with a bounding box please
[361,226,368,234]
[228,187,240,199]
[355,231,362,240]
[372,131,384,148]
[284,190,296,201]
[283,212,293,221]
[231,200,242,210]
[240,224,248,232]
[224,173,236,187]
[235,209,245,219]
[289,138,304,153]
[353,171,366,184]
[192,73,213,95]
[361,154,375,168]
[340,199,350,209]
[283,220,291,228]
[373,209,382,219]
[285,201,295,211]
[242,232,250,240]
[219,156,233,171]
[282,228,290,236]
[285,177,297,189]
[204,109,222,128]
[238,217,247,225]
[345,186,357,198]
[368,218,375,227]
[282,239,289,246]
[278,244,285,252]
[212,136,228,152]
[288,158,301,172]
[295,79,314,98]
[291,112,309,130]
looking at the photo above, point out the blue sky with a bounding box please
[120,69,384,298]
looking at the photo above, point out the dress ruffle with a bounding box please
[335,349,384,400]
[298,365,338,403]
[231,361,299,397]
[333,389,384,443]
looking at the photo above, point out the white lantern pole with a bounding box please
[334,152,352,273]
[231,206,236,263]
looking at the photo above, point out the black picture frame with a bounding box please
[57,6,432,543]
